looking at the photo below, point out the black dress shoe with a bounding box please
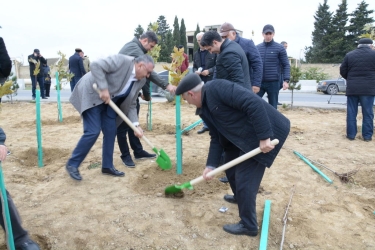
[16,239,40,250]
[134,150,156,159]
[223,223,258,236]
[66,164,82,181]
[122,155,135,168]
[223,194,237,204]
[102,167,125,177]
[42,97,48,99]
[219,176,229,183]
[197,127,209,134]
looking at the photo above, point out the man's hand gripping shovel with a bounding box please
[93,83,171,170]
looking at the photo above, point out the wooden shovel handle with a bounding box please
[190,139,279,186]
[92,83,155,150]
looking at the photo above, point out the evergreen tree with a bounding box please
[193,24,201,52]
[156,15,171,62]
[347,1,374,45]
[179,18,187,53]
[134,25,144,38]
[173,16,180,46]
[327,0,349,63]
[164,30,175,63]
[305,0,333,63]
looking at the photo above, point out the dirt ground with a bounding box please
[0,100,374,250]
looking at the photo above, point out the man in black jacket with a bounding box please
[0,128,40,250]
[28,49,47,100]
[193,32,217,134]
[0,37,12,103]
[340,38,375,141]
[175,74,290,237]
[200,30,251,89]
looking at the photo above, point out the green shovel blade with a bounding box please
[164,181,193,195]
[154,148,172,170]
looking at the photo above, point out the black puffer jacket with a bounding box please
[340,46,375,96]
[0,37,12,78]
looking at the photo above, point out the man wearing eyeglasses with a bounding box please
[256,24,290,109]
[219,22,262,94]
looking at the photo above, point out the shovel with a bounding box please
[165,139,279,194]
[93,84,172,170]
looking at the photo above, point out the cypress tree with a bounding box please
[173,16,180,46]
[193,24,201,52]
[180,18,187,54]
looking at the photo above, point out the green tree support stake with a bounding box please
[55,72,63,122]
[147,82,152,131]
[176,95,182,174]
[0,162,15,250]
[259,200,272,250]
[36,90,44,167]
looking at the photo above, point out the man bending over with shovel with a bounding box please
[175,74,290,236]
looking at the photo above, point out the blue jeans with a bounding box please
[30,75,45,98]
[257,81,280,109]
[70,76,82,92]
[347,95,374,140]
[67,103,117,169]
[225,147,266,231]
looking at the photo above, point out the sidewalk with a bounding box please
[3,89,348,110]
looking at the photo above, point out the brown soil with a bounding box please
[0,101,374,250]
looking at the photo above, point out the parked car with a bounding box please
[317,77,346,95]
[151,66,193,97]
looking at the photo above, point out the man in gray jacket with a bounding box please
[117,31,173,167]
[66,54,155,181]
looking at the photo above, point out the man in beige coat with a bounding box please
[66,54,154,181]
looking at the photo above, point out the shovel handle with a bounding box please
[92,83,155,150]
[190,139,279,186]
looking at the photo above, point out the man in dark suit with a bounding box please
[28,49,48,100]
[66,54,155,181]
[68,48,86,92]
[175,74,290,237]
[193,32,216,134]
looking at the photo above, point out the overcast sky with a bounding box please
[1,0,373,65]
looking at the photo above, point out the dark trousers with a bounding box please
[347,95,374,140]
[224,148,266,231]
[67,103,117,169]
[257,81,280,109]
[70,76,82,92]
[31,76,45,98]
[0,190,30,248]
[45,83,51,97]
[117,98,143,160]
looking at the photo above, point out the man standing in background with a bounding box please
[340,38,375,142]
[68,48,86,92]
[256,24,290,109]
[219,22,262,94]
[193,32,216,134]
[28,49,48,100]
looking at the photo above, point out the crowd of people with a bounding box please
[0,20,374,247]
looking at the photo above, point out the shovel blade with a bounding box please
[164,181,193,195]
[155,148,172,170]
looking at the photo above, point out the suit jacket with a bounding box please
[0,37,12,78]
[69,52,86,80]
[198,79,290,168]
[193,49,216,83]
[69,54,146,125]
